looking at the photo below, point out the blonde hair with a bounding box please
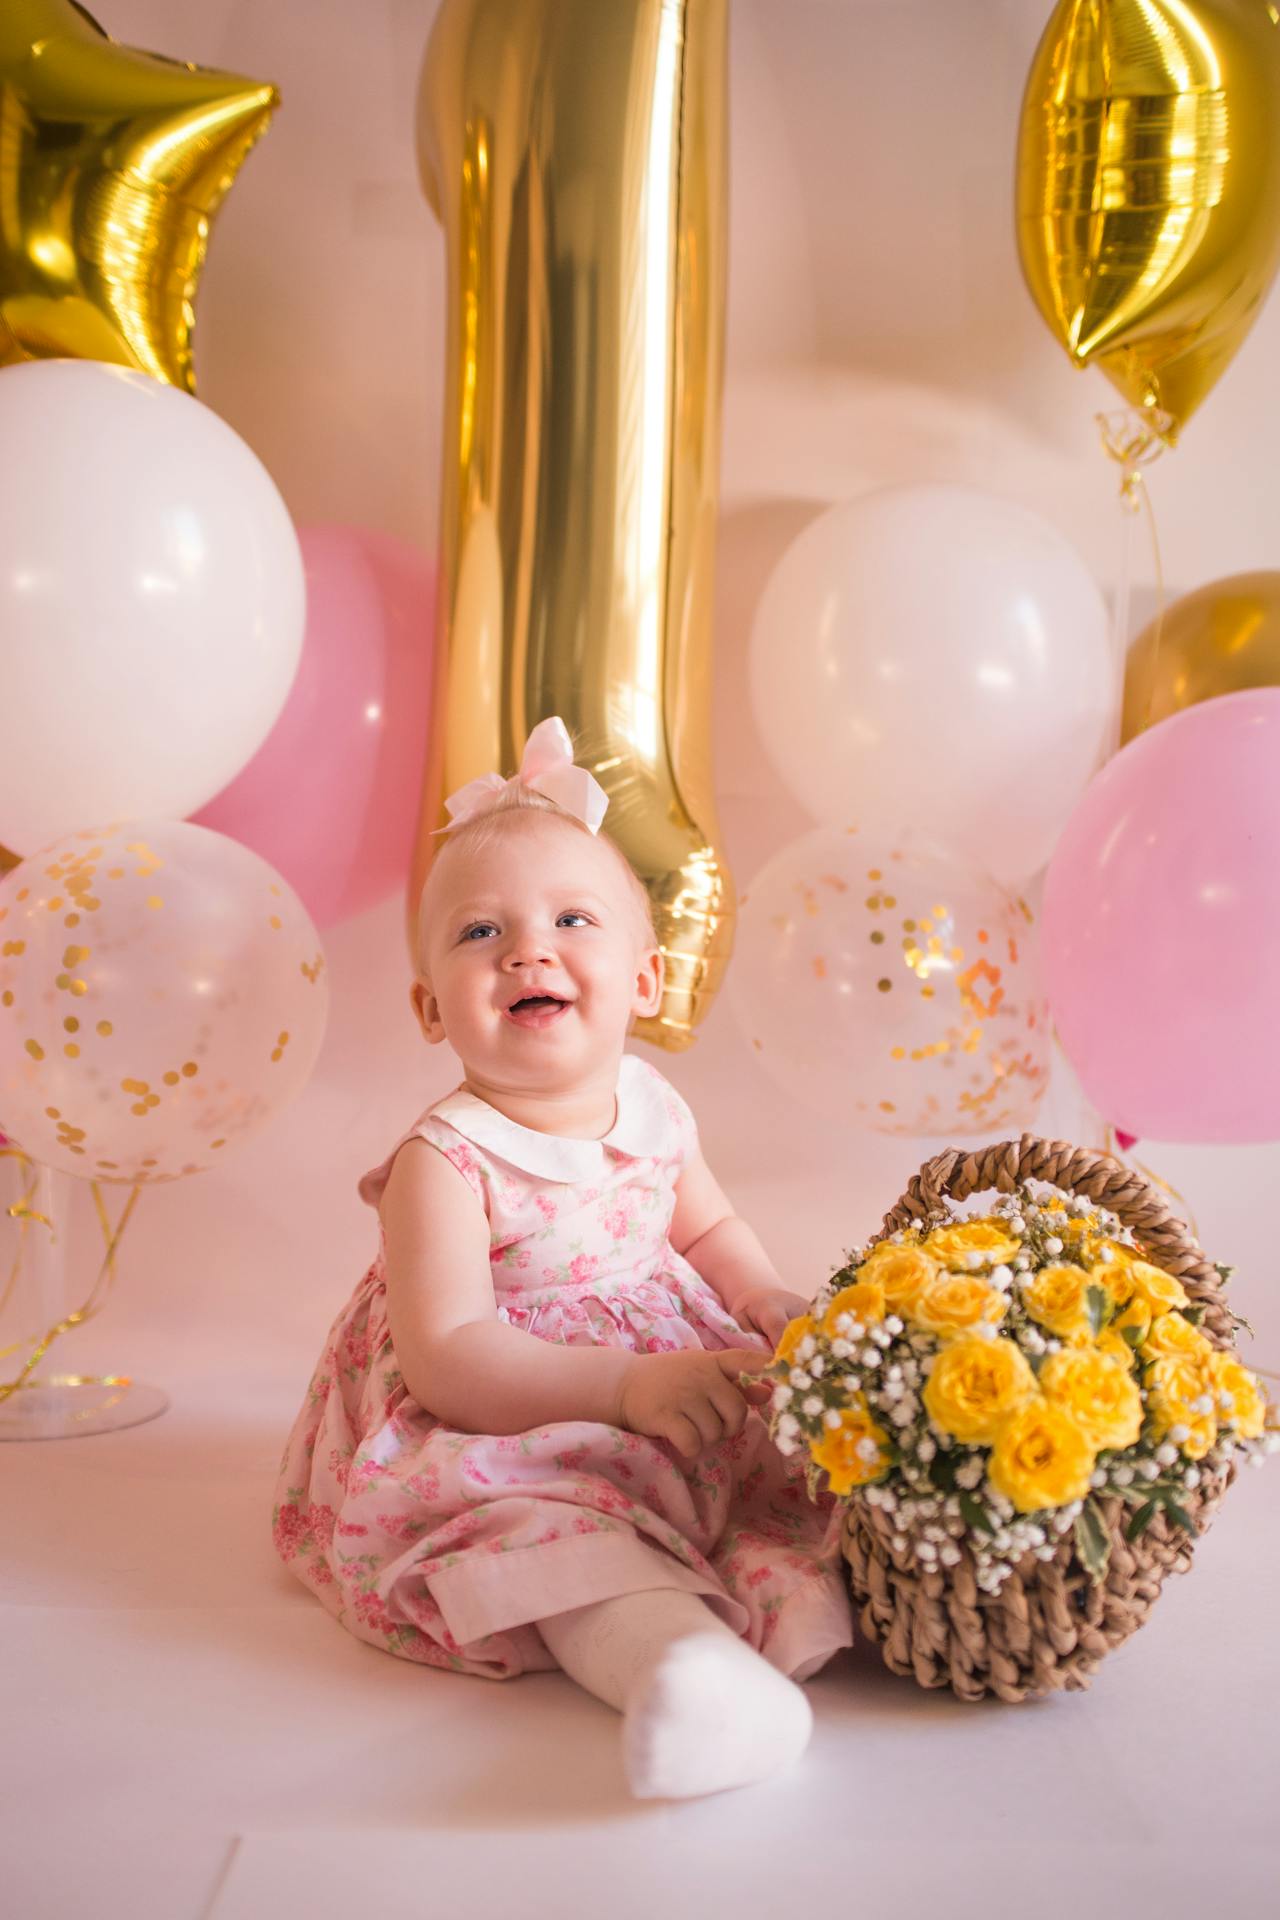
[416,783,657,966]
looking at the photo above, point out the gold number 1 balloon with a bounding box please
[411,0,732,1049]
[0,0,278,391]
[1017,1,1280,443]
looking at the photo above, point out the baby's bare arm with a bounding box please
[380,1140,634,1433]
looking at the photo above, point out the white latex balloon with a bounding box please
[0,361,305,852]
[748,485,1115,887]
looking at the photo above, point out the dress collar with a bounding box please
[428,1052,670,1183]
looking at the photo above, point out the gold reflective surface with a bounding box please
[0,0,278,390]
[1122,569,1280,740]
[1017,1,1280,442]
[412,0,731,1049]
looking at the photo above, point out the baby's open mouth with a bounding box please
[504,993,572,1029]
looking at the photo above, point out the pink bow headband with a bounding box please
[436,717,609,836]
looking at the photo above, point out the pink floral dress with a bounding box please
[272,1053,853,1682]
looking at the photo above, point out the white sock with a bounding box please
[537,1589,813,1800]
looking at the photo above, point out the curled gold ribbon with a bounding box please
[0,1148,142,1404]
[1098,408,1170,742]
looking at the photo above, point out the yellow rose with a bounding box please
[913,1274,1009,1339]
[775,1314,813,1364]
[1110,1295,1152,1343]
[1021,1263,1098,1340]
[922,1218,1021,1266]
[1087,1296,1150,1368]
[922,1336,1039,1444]
[1039,1347,1143,1452]
[1146,1353,1217,1459]
[1086,1257,1136,1308]
[1141,1312,1213,1363]
[988,1400,1097,1513]
[809,1397,892,1495]
[855,1242,937,1316]
[1210,1353,1268,1440]
[1095,1328,1136,1371]
[1124,1259,1189,1314]
[1046,1207,1105,1257]
[821,1279,886,1335]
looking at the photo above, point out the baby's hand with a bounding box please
[616,1349,773,1460]
[730,1284,813,1351]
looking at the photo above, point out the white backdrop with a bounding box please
[36,0,1276,1378]
[6,8,1278,1915]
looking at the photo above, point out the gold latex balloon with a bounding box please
[1016,1,1280,443]
[0,0,278,391]
[411,0,731,1051]
[1122,570,1280,740]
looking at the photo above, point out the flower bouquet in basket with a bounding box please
[767,1134,1276,1703]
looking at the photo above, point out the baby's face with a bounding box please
[414,813,662,1090]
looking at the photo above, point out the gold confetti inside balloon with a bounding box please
[1016,0,1280,443]
[1121,570,1280,741]
[0,821,328,1183]
[411,0,731,1050]
[0,0,279,390]
[728,830,1050,1138]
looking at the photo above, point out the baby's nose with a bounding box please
[504,931,557,966]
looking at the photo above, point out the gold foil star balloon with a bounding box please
[0,0,278,390]
[1016,1,1280,443]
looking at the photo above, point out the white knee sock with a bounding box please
[537,1589,813,1800]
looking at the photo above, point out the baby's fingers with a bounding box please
[716,1348,772,1377]
[665,1413,704,1461]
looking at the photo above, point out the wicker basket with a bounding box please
[839,1132,1237,1703]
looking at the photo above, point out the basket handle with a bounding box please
[880,1131,1232,1341]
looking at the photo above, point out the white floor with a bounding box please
[4,882,1278,1919]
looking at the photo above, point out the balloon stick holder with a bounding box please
[0,1151,166,1441]
[0,1372,168,1442]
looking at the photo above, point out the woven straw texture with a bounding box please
[839,1132,1236,1703]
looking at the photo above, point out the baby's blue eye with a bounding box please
[557,912,591,928]
[461,922,496,941]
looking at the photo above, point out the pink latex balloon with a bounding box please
[193,524,435,927]
[1043,689,1280,1144]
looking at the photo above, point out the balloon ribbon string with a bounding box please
[1097,407,1169,735]
[0,1169,142,1404]
[0,1146,48,1329]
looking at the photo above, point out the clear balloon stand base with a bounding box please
[0,1373,169,1441]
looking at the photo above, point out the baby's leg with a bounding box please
[536,1590,812,1800]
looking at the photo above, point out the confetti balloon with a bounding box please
[0,820,328,1183]
[729,830,1050,1138]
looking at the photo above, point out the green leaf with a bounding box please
[928,1451,958,1493]
[1086,1284,1110,1337]
[1125,1499,1158,1542]
[1122,1319,1144,1347]
[1074,1497,1112,1583]
[1182,1303,1206,1327]
[1159,1497,1196,1535]
[1213,1263,1236,1287]
[958,1491,995,1536]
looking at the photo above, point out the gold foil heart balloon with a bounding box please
[0,0,278,391]
[411,0,732,1049]
[1016,1,1280,443]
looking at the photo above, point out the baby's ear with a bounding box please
[410,977,446,1045]
[632,943,663,1017]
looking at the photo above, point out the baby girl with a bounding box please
[273,717,853,1799]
